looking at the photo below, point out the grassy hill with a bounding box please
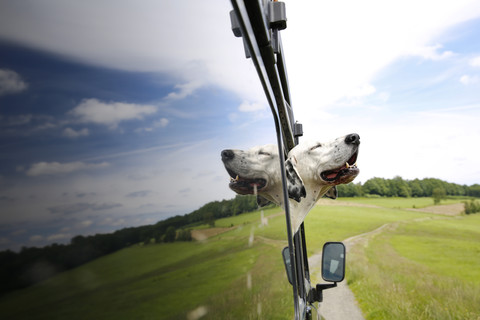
[1,198,479,319]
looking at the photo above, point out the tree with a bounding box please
[337,182,363,197]
[176,229,192,241]
[409,179,424,197]
[390,176,411,197]
[363,177,389,196]
[164,226,176,242]
[432,187,446,205]
[466,184,480,197]
[203,212,215,227]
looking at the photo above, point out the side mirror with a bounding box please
[321,242,346,282]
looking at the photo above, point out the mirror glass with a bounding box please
[282,247,293,285]
[321,242,345,282]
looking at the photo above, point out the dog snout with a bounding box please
[289,185,307,203]
[221,149,235,161]
[345,133,360,145]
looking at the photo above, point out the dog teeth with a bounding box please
[346,162,358,169]
[230,175,240,183]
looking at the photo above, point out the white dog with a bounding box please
[221,144,306,206]
[286,133,360,233]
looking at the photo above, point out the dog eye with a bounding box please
[258,151,271,156]
[310,143,322,151]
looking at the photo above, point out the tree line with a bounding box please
[0,194,259,297]
[337,176,480,198]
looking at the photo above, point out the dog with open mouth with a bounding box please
[221,144,306,206]
[286,133,360,233]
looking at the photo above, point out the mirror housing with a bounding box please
[321,242,346,282]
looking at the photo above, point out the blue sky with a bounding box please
[0,0,479,251]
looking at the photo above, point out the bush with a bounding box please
[464,200,480,214]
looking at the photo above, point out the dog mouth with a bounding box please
[226,168,267,195]
[320,150,359,185]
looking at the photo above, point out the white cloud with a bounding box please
[134,118,169,133]
[460,75,479,85]
[79,220,93,228]
[346,83,376,98]
[63,127,89,138]
[154,118,169,128]
[70,99,157,129]
[48,202,122,215]
[99,217,126,227]
[238,101,267,112]
[47,233,71,242]
[228,113,239,123]
[11,229,27,236]
[2,114,33,126]
[408,44,454,61]
[470,56,480,67]
[26,161,110,176]
[165,81,203,101]
[0,69,28,96]
[378,92,390,103]
[29,235,44,242]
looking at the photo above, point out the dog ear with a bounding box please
[257,195,272,207]
[285,158,306,202]
[324,186,338,200]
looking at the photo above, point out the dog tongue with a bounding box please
[325,172,338,179]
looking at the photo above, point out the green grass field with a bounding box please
[346,201,480,319]
[1,197,479,319]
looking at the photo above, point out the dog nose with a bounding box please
[221,149,235,161]
[345,133,360,145]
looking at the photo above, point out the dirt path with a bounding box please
[309,222,399,320]
[315,198,382,209]
[406,202,464,216]
[190,227,235,241]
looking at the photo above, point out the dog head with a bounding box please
[221,144,306,205]
[288,133,360,187]
[286,133,360,234]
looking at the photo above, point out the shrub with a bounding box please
[464,199,480,214]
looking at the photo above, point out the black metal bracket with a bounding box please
[308,283,338,304]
